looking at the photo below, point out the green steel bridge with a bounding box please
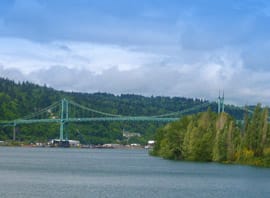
[0,98,226,142]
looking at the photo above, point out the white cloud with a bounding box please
[0,38,163,74]
[1,37,270,105]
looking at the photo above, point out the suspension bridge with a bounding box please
[0,97,225,142]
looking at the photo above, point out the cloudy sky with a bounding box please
[0,0,270,105]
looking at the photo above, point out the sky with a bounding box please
[0,0,270,105]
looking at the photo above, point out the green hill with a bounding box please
[0,77,244,144]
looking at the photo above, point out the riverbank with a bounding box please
[0,140,146,149]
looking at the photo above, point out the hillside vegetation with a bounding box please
[152,106,270,167]
[0,77,243,145]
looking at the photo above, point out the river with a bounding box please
[0,147,270,198]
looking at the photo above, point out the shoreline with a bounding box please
[0,142,148,150]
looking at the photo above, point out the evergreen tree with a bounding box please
[245,104,262,156]
[213,113,228,162]
[260,108,268,154]
[226,121,234,161]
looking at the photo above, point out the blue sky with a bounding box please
[0,0,270,105]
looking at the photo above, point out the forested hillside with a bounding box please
[152,105,270,167]
[0,77,244,144]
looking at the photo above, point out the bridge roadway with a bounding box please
[0,116,179,126]
[0,99,212,127]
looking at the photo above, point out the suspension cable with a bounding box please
[21,101,60,120]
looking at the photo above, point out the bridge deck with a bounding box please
[0,117,179,126]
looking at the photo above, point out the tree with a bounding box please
[244,104,262,156]
[213,113,228,162]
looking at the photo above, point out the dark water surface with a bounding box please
[1,147,270,198]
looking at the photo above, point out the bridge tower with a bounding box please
[217,91,225,114]
[60,98,69,141]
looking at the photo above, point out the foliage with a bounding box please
[0,77,248,145]
[0,77,219,144]
[153,105,270,167]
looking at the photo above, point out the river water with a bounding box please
[0,147,270,198]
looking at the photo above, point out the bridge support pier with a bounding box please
[59,99,69,141]
[60,121,64,141]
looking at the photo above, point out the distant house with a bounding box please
[145,140,155,149]
[148,140,155,145]
[68,140,80,147]
[123,131,141,138]
[49,139,80,147]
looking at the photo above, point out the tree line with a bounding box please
[0,77,214,144]
[152,105,270,167]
